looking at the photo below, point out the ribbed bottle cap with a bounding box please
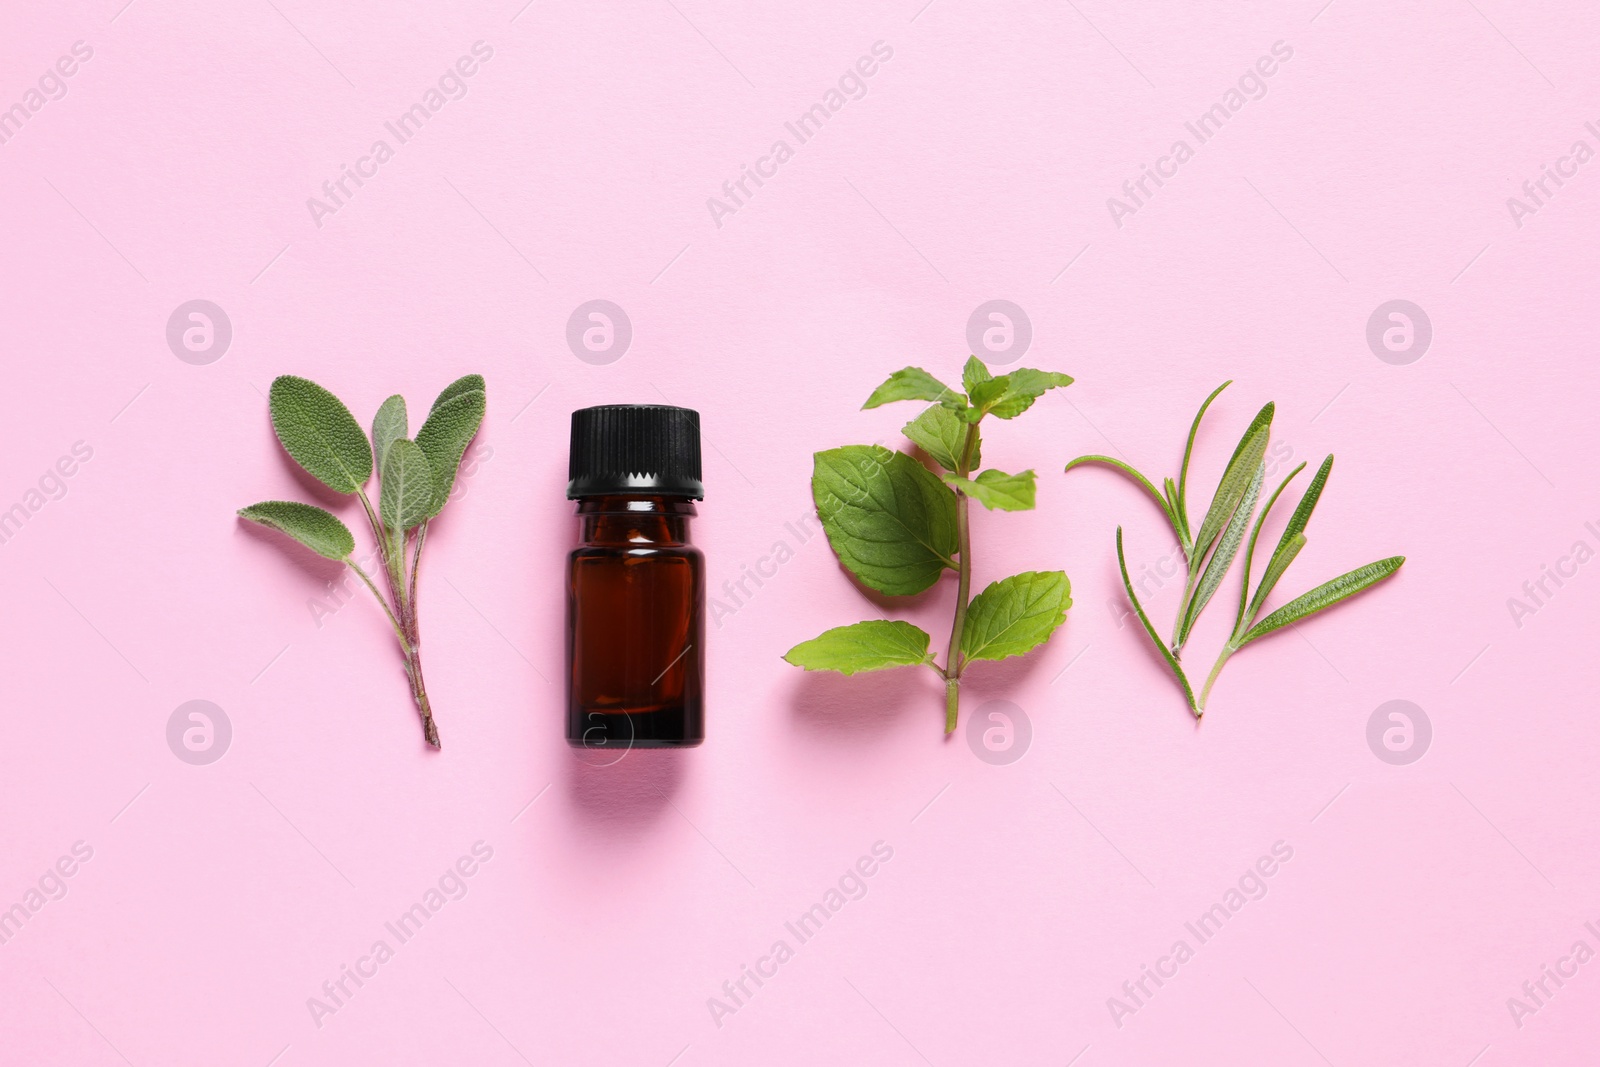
[567,405,704,499]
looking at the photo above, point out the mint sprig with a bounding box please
[784,357,1073,733]
[238,374,486,748]
[1067,384,1404,717]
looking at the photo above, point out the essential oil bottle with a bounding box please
[565,405,705,748]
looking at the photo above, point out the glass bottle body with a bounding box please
[566,495,704,747]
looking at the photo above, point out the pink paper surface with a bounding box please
[2,2,1597,1064]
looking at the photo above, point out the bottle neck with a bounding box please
[575,495,696,546]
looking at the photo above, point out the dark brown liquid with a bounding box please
[566,496,704,747]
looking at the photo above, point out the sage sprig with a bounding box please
[783,357,1073,733]
[238,374,486,748]
[1067,384,1403,717]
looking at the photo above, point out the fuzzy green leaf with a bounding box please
[960,570,1071,663]
[812,445,959,596]
[371,394,407,473]
[783,620,934,674]
[1178,461,1262,649]
[268,375,373,494]
[961,356,993,394]
[1191,401,1274,559]
[414,374,486,518]
[986,368,1074,419]
[903,404,979,472]
[943,468,1036,511]
[1116,528,1197,714]
[1241,556,1405,645]
[862,367,959,409]
[380,438,436,532]
[238,500,355,560]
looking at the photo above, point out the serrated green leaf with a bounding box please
[380,438,435,532]
[1235,461,1306,633]
[903,404,979,472]
[238,500,355,560]
[782,620,934,674]
[414,374,486,518]
[986,367,1074,419]
[371,394,407,473]
[1178,461,1262,649]
[812,445,959,596]
[1177,381,1231,527]
[268,376,373,494]
[862,367,959,409]
[943,468,1036,511]
[960,570,1071,662]
[1116,528,1197,715]
[1241,556,1405,645]
[1191,401,1274,559]
[961,356,993,394]
[967,375,1011,411]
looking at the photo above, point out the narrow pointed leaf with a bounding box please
[1065,455,1185,549]
[1244,455,1334,626]
[1274,455,1333,559]
[903,404,978,472]
[380,438,436,532]
[960,570,1071,662]
[783,620,934,674]
[415,374,486,517]
[1179,461,1263,648]
[942,468,1035,511]
[1236,462,1306,633]
[811,445,959,596]
[1116,528,1198,715]
[1191,401,1273,558]
[1177,381,1231,524]
[371,394,407,473]
[1245,532,1306,631]
[239,501,355,560]
[862,367,959,409]
[1240,556,1406,645]
[268,375,373,494]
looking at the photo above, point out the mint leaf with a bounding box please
[239,500,355,560]
[904,404,979,472]
[960,570,1071,662]
[812,445,958,596]
[943,468,1036,511]
[1241,556,1405,644]
[783,620,934,674]
[862,367,959,409]
[380,439,436,532]
[371,394,407,473]
[968,375,1011,411]
[962,356,993,394]
[269,375,373,494]
[415,374,486,517]
[986,368,1074,419]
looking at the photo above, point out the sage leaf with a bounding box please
[943,468,1036,511]
[1116,528,1197,714]
[415,374,486,517]
[812,445,959,596]
[1179,461,1263,648]
[1241,556,1406,645]
[783,620,934,674]
[960,570,1071,662]
[371,394,407,473]
[863,367,958,409]
[986,368,1074,420]
[269,375,373,494]
[238,500,355,560]
[1190,401,1273,559]
[380,438,435,532]
[904,404,979,472]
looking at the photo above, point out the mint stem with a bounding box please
[941,422,980,734]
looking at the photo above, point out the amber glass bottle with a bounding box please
[566,405,704,748]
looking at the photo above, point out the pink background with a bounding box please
[2,0,1597,1064]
